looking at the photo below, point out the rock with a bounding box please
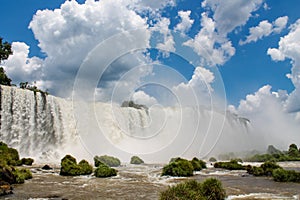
[0,181,13,196]
[42,165,53,170]
[0,166,15,184]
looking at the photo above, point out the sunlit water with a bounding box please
[1,162,299,200]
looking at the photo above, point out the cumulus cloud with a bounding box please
[174,10,194,34]
[153,17,175,53]
[184,12,235,66]
[2,0,153,97]
[240,16,288,45]
[132,90,158,106]
[172,66,215,106]
[2,42,43,85]
[231,85,300,150]
[202,0,264,35]
[267,19,300,112]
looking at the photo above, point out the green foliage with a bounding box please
[78,160,93,175]
[21,158,34,166]
[246,144,300,162]
[213,160,244,170]
[160,178,226,200]
[94,155,121,167]
[246,161,282,177]
[273,168,300,182]
[190,157,206,171]
[201,178,226,200]
[12,168,33,184]
[209,157,217,162]
[94,163,117,178]
[0,67,11,86]
[162,158,194,177]
[60,155,93,176]
[130,156,144,165]
[0,38,12,62]
[0,141,20,166]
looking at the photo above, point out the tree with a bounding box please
[0,38,12,62]
[0,37,12,86]
[288,144,299,158]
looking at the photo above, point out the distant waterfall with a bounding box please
[0,85,253,163]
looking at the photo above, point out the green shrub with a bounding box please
[213,160,244,170]
[162,158,194,177]
[78,160,93,175]
[60,155,93,176]
[21,158,34,166]
[246,161,282,177]
[201,178,226,200]
[190,157,206,171]
[273,168,300,182]
[0,142,20,166]
[12,168,32,184]
[130,156,144,165]
[94,155,121,167]
[94,163,117,178]
[160,178,226,200]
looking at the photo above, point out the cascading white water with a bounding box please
[0,85,252,163]
[0,85,78,161]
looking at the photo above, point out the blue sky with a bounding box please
[1,0,300,111]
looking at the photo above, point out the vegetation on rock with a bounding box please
[60,155,93,176]
[190,157,206,171]
[214,159,244,170]
[209,157,217,162]
[94,155,121,167]
[162,158,194,177]
[130,156,144,165]
[272,168,300,183]
[0,142,20,166]
[160,178,226,200]
[21,158,34,166]
[246,161,282,177]
[94,162,117,178]
[121,100,148,110]
[245,144,300,162]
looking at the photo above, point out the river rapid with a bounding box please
[1,162,300,200]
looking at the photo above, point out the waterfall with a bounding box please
[0,85,253,163]
[0,85,78,161]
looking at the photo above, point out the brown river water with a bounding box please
[1,162,300,200]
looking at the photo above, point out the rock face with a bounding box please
[42,165,53,170]
[0,181,13,196]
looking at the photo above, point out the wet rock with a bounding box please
[0,181,13,196]
[0,166,15,184]
[42,165,53,170]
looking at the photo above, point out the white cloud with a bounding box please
[273,16,289,33]
[240,16,288,45]
[184,12,235,66]
[267,19,300,112]
[174,10,194,34]
[132,90,158,106]
[153,17,175,53]
[231,85,300,149]
[172,66,215,106]
[2,42,43,84]
[202,0,264,35]
[2,0,152,97]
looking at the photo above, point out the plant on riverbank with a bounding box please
[272,168,300,183]
[21,158,34,166]
[130,156,144,164]
[245,144,300,162]
[190,157,206,171]
[245,161,282,177]
[0,142,21,166]
[214,159,244,170]
[162,158,194,177]
[94,155,121,167]
[94,162,117,178]
[160,178,226,200]
[60,155,93,176]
